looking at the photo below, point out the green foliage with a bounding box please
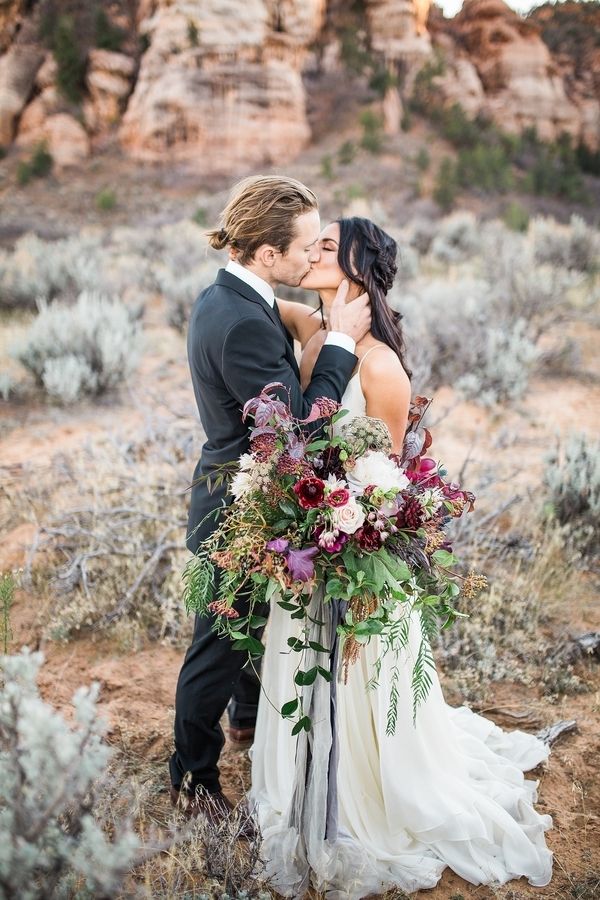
[16,142,53,185]
[369,64,397,97]
[415,147,430,172]
[187,18,200,47]
[577,140,600,176]
[401,110,412,132]
[95,7,126,51]
[139,32,151,53]
[410,52,446,113]
[338,140,356,165]
[456,143,513,192]
[95,188,117,211]
[0,146,6,159]
[359,108,384,154]
[503,201,530,232]
[0,572,15,654]
[191,206,208,226]
[53,14,87,104]
[320,154,334,180]
[433,158,458,211]
[339,25,371,75]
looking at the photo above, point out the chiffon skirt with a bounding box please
[249,592,553,898]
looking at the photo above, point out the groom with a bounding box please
[169,175,370,818]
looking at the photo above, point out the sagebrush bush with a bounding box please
[430,211,481,263]
[26,412,196,644]
[543,432,600,557]
[14,291,142,403]
[531,214,600,273]
[456,319,538,406]
[0,649,140,898]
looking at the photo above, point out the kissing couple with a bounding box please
[169,175,552,897]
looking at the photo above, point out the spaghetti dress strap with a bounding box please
[357,344,387,376]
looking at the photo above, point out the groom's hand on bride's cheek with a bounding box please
[329,280,371,343]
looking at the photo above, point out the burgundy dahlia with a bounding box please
[396,494,424,530]
[294,476,325,509]
[355,523,383,551]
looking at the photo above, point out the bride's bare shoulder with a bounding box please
[360,343,410,392]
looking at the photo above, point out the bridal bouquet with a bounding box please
[183,383,485,734]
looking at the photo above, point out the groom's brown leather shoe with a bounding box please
[226,724,255,750]
[170,786,258,841]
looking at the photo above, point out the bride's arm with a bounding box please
[361,348,411,453]
[276,298,324,348]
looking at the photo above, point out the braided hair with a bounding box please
[334,216,411,378]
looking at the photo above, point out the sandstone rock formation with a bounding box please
[429,0,598,149]
[0,43,44,145]
[119,0,325,170]
[0,0,598,169]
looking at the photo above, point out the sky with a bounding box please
[436,0,547,16]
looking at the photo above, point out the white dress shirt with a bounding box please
[225,260,356,355]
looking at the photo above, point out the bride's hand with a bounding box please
[328,280,371,343]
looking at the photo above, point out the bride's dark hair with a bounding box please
[334,216,411,379]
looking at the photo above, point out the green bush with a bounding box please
[338,140,356,165]
[191,207,208,226]
[369,64,397,97]
[53,14,87,104]
[321,154,334,180]
[401,110,412,132]
[456,144,513,192]
[187,19,200,47]
[543,433,600,557]
[410,53,445,113]
[17,143,53,185]
[433,158,458,211]
[503,201,530,232]
[95,8,126,51]
[95,188,117,211]
[416,147,430,172]
[359,109,384,154]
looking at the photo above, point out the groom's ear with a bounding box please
[255,244,279,269]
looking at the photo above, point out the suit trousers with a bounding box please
[169,581,268,794]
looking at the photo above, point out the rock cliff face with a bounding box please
[0,0,598,170]
[430,0,595,147]
[119,0,326,170]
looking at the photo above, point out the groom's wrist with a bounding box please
[325,332,356,355]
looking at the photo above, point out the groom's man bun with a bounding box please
[208,175,318,264]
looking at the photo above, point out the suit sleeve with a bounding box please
[222,316,357,420]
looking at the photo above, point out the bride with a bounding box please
[250,216,553,897]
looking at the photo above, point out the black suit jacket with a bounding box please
[185,268,357,553]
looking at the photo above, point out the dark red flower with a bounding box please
[294,476,326,509]
[354,523,383,551]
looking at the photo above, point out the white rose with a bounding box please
[346,451,409,494]
[331,497,366,534]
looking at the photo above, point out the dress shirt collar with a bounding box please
[225,260,275,308]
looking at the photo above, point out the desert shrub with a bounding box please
[503,201,529,232]
[17,142,53,185]
[433,158,458,211]
[95,187,117,211]
[543,432,600,557]
[530,214,600,273]
[154,259,216,331]
[430,211,480,264]
[456,143,513,193]
[455,318,538,406]
[14,291,142,403]
[25,413,196,644]
[338,140,356,165]
[415,147,430,172]
[397,243,419,282]
[0,372,14,402]
[53,14,87,104]
[0,648,141,898]
[95,7,126,51]
[320,154,334,180]
[438,520,571,701]
[359,109,384,153]
[407,217,437,255]
[192,206,208,226]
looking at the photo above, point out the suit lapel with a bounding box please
[215,269,299,375]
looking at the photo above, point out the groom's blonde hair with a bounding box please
[208,175,318,265]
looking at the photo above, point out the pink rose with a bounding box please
[331,497,366,535]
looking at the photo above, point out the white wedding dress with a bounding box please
[250,356,553,898]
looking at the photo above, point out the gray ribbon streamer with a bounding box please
[286,587,346,885]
